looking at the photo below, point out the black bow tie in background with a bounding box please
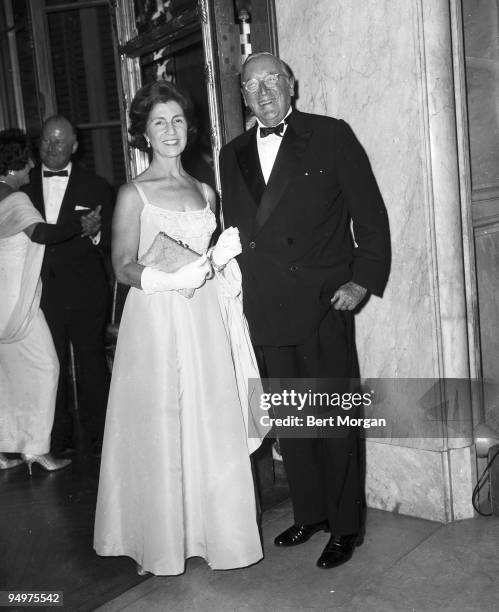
[260,122,286,138]
[43,170,68,177]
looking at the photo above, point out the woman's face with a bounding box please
[145,101,188,158]
[15,159,34,188]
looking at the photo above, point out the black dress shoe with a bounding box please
[316,533,362,569]
[274,521,329,547]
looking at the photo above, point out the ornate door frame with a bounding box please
[111,0,278,192]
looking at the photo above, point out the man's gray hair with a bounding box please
[242,52,293,79]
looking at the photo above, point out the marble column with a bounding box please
[274,0,476,521]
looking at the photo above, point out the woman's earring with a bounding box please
[144,135,151,148]
[8,170,15,175]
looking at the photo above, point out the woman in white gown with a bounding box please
[94,81,264,575]
[0,129,96,473]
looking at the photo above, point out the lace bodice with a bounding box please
[134,182,217,258]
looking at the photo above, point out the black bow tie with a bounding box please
[43,170,68,177]
[260,122,286,138]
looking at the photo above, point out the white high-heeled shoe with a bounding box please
[21,453,71,476]
[0,452,23,470]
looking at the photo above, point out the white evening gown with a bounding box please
[0,193,58,455]
[94,184,263,575]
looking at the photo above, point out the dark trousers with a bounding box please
[255,308,364,535]
[42,302,110,451]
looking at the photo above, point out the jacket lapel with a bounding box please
[234,126,266,207]
[254,113,312,234]
[30,167,46,220]
[57,164,79,224]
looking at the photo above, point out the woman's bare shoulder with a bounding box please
[186,174,213,198]
[115,182,145,214]
[118,181,142,199]
[199,181,216,211]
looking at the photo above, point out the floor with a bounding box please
[1,451,499,612]
[0,453,148,612]
[95,500,499,612]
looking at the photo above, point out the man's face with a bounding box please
[40,121,77,170]
[242,55,294,127]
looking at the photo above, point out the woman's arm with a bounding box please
[111,183,145,289]
[204,183,217,214]
[24,219,81,245]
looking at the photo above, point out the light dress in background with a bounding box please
[94,182,263,576]
[0,192,58,455]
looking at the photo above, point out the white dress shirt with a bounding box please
[256,107,292,183]
[42,162,71,223]
[42,162,100,244]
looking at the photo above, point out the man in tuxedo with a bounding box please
[219,53,390,569]
[22,115,113,455]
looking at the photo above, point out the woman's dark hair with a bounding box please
[0,129,32,176]
[128,80,197,151]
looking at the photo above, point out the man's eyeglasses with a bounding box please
[242,73,288,94]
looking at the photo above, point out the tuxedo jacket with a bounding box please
[219,110,391,346]
[22,163,113,315]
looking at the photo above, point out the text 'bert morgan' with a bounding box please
[259,414,387,429]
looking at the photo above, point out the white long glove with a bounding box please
[141,255,210,294]
[211,226,242,268]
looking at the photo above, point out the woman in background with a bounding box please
[94,81,263,576]
[0,129,96,473]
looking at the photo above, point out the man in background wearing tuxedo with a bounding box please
[23,116,113,456]
[219,53,390,569]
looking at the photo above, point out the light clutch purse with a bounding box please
[138,231,202,298]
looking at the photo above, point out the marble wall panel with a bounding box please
[275,0,439,380]
[474,224,499,431]
[366,441,474,521]
[463,0,499,189]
